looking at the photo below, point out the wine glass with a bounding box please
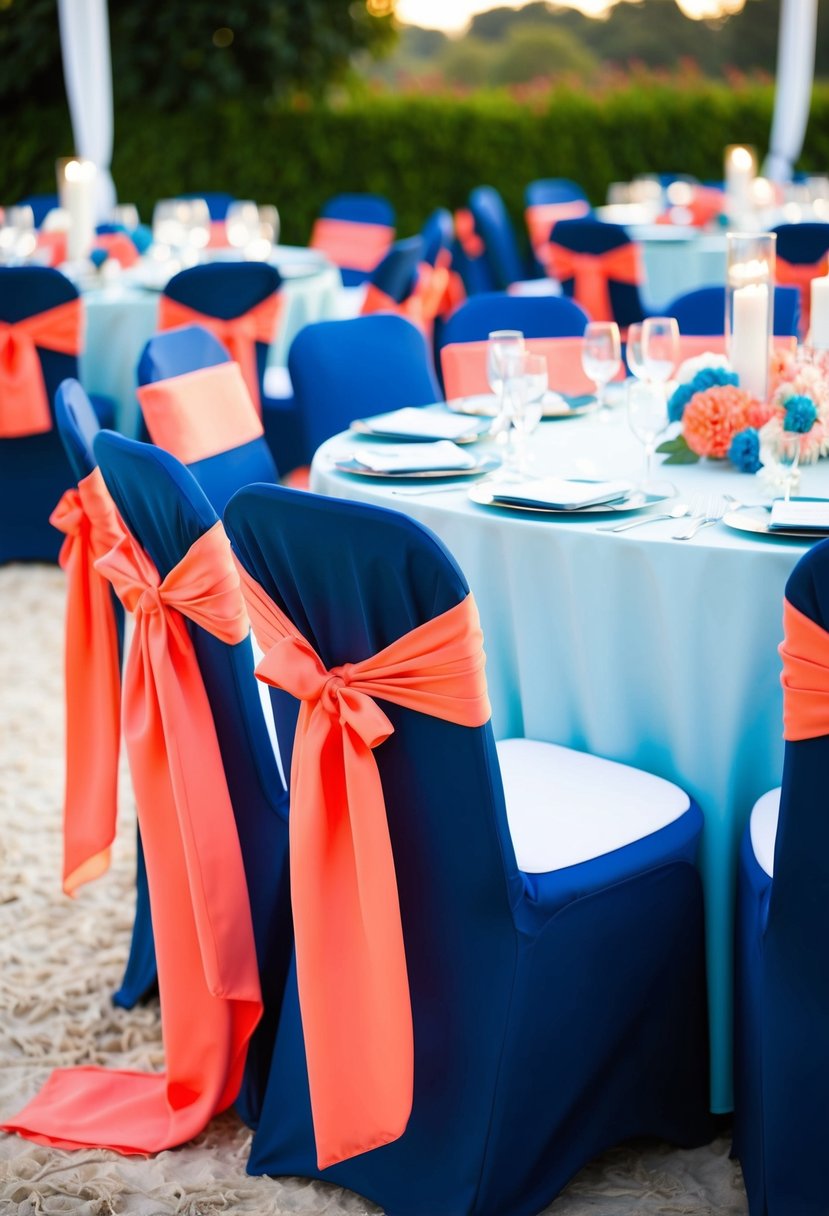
[226,200,261,252]
[641,316,679,385]
[111,203,140,230]
[503,351,547,475]
[487,329,525,434]
[778,432,801,502]
[581,322,621,416]
[625,323,648,381]
[627,380,669,489]
[182,197,210,258]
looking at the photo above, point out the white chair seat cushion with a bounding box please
[749,787,781,878]
[496,738,690,874]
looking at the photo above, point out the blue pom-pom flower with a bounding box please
[783,394,818,434]
[668,366,739,423]
[728,427,763,474]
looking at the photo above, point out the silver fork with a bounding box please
[673,494,727,540]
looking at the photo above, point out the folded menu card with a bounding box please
[352,441,477,474]
[769,498,829,532]
[357,407,484,440]
[491,477,633,510]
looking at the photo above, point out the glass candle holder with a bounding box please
[726,231,776,403]
[724,145,757,225]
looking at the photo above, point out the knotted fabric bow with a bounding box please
[137,362,264,465]
[776,255,829,337]
[236,562,491,1168]
[157,292,281,414]
[0,299,82,437]
[779,597,829,740]
[525,201,590,270]
[3,522,262,1153]
[309,217,394,275]
[453,209,485,260]
[49,468,126,894]
[546,241,642,323]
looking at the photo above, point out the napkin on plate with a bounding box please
[352,441,477,474]
[357,407,484,440]
[769,498,829,532]
[491,477,633,510]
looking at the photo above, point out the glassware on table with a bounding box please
[627,379,670,489]
[226,200,261,252]
[581,321,621,417]
[181,197,210,259]
[152,199,187,256]
[625,323,647,381]
[487,329,525,435]
[777,432,801,502]
[258,204,280,247]
[0,205,36,262]
[640,316,679,385]
[502,351,547,476]
[111,203,140,230]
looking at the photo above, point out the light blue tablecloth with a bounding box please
[636,229,727,312]
[79,248,343,435]
[310,408,828,1113]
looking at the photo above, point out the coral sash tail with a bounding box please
[546,242,642,322]
[780,598,829,740]
[0,299,82,437]
[50,469,126,894]
[157,294,281,413]
[2,523,262,1153]
[236,564,491,1169]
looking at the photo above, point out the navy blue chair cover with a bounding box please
[287,314,442,467]
[549,217,646,329]
[439,291,589,348]
[317,193,396,287]
[161,262,302,476]
[0,267,113,564]
[17,194,59,227]
[772,220,829,267]
[93,431,291,1127]
[665,285,801,337]
[468,185,530,290]
[224,483,712,1216]
[734,540,829,1216]
[366,236,425,305]
[138,325,278,515]
[52,380,155,1008]
[421,208,454,267]
[524,180,591,273]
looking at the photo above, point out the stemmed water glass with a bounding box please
[226,201,261,253]
[641,316,679,386]
[625,322,647,381]
[487,329,525,436]
[500,350,547,476]
[777,432,801,502]
[627,380,670,490]
[582,322,621,417]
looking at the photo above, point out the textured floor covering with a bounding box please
[0,563,749,1215]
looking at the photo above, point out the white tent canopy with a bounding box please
[764,0,819,181]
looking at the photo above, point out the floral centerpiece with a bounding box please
[657,349,829,475]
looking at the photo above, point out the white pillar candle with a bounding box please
[731,283,769,400]
[725,146,756,222]
[63,159,97,262]
[810,275,829,350]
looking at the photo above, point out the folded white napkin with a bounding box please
[352,441,477,473]
[491,477,633,510]
[358,407,482,440]
[769,498,829,531]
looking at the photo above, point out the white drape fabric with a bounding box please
[57,0,116,220]
[764,0,819,182]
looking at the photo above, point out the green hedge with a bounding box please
[5,82,829,245]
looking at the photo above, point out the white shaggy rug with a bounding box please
[0,563,749,1216]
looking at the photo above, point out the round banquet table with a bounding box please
[78,247,343,435]
[310,404,829,1114]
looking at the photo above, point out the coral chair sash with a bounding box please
[49,468,126,895]
[441,337,600,400]
[525,201,590,270]
[309,217,394,274]
[95,232,139,268]
[157,293,281,413]
[779,598,829,740]
[0,299,82,437]
[2,523,261,1153]
[454,208,485,259]
[547,242,642,323]
[237,564,491,1169]
[137,362,264,464]
[361,261,452,338]
[776,255,829,335]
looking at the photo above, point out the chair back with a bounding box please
[665,285,801,338]
[137,325,277,515]
[288,314,441,460]
[362,236,424,308]
[0,267,83,561]
[548,217,645,328]
[468,185,526,290]
[309,193,395,287]
[440,291,589,347]
[54,378,101,482]
[421,207,454,267]
[524,179,591,273]
[772,222,829,333]
[93,431,291,1126]
[180,192,234,220]
[452,207,498,296]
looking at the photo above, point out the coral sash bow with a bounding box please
[780,598,829,740]
[525,201,590,268]
[776,255,829,336]
[546,241,642,322]
[361,261,451,337]
[50,468,126,895]
[309,217,394,274]
[157,293,281,413]
[237,563,491,1169]
[2,523,261,1153]
[0,299,82,437]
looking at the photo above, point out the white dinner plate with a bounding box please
[468,484,671,515]
[722,506,827,541]
[446,392,597,420]
[334,452,501,480]
[350,415,491,444]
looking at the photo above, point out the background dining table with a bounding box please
[310,400,829,1115]
[77,246,344,435]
